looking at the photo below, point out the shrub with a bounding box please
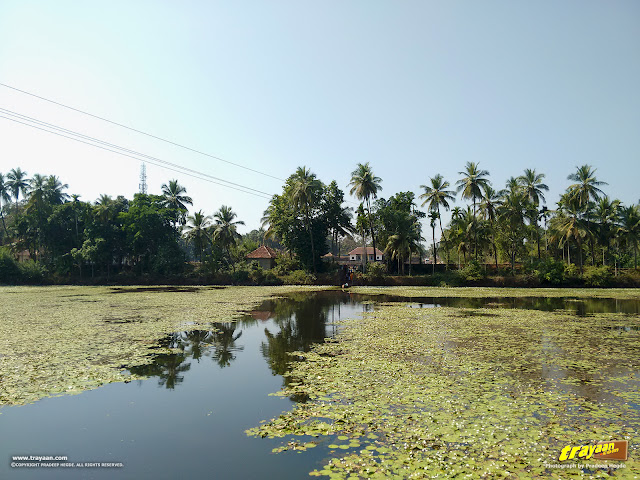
[582,265,612,287]
[273,254,302,276]
[0,248,20,284]
[18,260,46,284]
[564,263,580,279]
[281,269,316,285]
[248,262,265,284]
[459,260,484,282]
[364,262,386,283]
[532,258,565,285]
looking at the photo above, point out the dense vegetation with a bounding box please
[0,163,638,286]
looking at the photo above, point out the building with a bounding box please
[348,247,384,262]
[246,245,278,270]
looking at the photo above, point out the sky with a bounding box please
[0,1,638,239]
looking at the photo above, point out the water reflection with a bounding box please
[129,291,639,395]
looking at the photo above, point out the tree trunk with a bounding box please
[306,209,317,274]
[473,197,478,260]
[432,223,436,274]
[437,209,450,270]
[367,198,376,267]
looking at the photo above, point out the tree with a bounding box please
[456,162,490,260]
[419,174,455,268]
[324,181,353,256]
[7,168,30,208]
[349,163,382,263]
[185,210,212,263]
[161,179,193,226]
[289,167,323,273]
[480,185,502,270]
[618,205,640,269]
[497,187,528,273]
[211,205,244,268]
[0,173,10,238]
[518,169,549,259]
[594,197,620,266]
[551,195,587,269]
[428,211,438,272]
[44,175,69,205]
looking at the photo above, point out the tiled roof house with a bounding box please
[246,245,278,270]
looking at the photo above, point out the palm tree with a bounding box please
[185,210,212,263]
[594,197,620,266]
[551,196,587,269]
[95,194,113,225]
[428,211,438,272]
[480,185,502,270]
[161,179,193,226]
[7,167,30,209]
[567,165,607,208]
[456,162,490,260]
[618,205,640,269]
[349,163,382,263]
[0,173,11,237]
[419,174,455,268]
[44,175,70,205]
[290,167,323,273]
[385,228,420,275]
[518,169,549,258]
[212,205,245,267]
[567,165,607,265]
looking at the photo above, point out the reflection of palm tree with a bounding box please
[210,322,244,368]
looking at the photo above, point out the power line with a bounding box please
[0,108,275,198]
[0,82,286,182]
[0,114,273,200]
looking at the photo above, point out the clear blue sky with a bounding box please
[1,1,638,238]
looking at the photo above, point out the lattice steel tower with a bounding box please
[139,162,148,194]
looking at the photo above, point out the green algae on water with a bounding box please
[248,301,640,478]
[0,285,324,407]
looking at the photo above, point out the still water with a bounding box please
[1,290,638,479]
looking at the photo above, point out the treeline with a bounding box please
[0,162,639,286]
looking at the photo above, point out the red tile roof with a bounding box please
[348,247,384,256]
[246,245,279,259]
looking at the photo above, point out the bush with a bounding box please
[364,262,386,283]
[582,265,612,287]
[281,269,316,285]
[532,258,565,285]
[273,254,302,276]
[564,263,580,279]
[18,260,46,284]
[248,262,265,284]
[0,248,21,284]
[459,260,484,282]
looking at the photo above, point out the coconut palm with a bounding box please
[212,205,244,264]
[6,168,30,209]
[419,174,455,267]
[385,227,420,276]
[518,169,549,258]
[161,179,193,226]
[95,194,113,225]
[480,185,502,270]
[44,175,70,205]
[567,165,607,208]
[0,173,11,237]
[618,205,640,269]
[185,210,212,263]
[349,163,382,263]
[456,162,490,260]
[551,196,587,269]
[428,211,439,272]
[594,197,620,266]
[289,167,323,273]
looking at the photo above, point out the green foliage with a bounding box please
[458,259,484,282]
[530,258,566,285]
[273,254,302,275]
[18,259,46,284]
[363,261,386,283]
[564,262,579,279]
[582,265,612,287]
[281,269,316,285]
[0,248,20,283]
